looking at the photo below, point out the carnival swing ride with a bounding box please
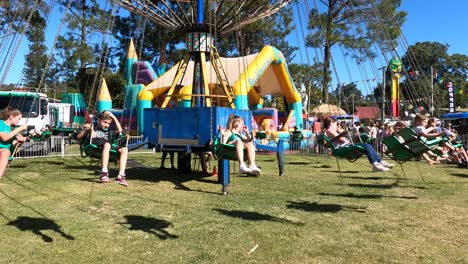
[107,0,309,193]
[1,0,454,191]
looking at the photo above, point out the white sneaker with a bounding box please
[372,162,389,172]
[380,160,395,168]
[249,164,261,175]
[239,164,252,174]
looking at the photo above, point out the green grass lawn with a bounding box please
[0,153,467,264]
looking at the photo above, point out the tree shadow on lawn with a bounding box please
[286,200,367,213]
[319,192,418,200]
[7,216,75,243]
[213,209,304,226]
[119,215,178,240]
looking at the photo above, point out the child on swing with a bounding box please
[221,115,261,175]
[323,116,394,172]
[0,107,27,179]
[77,110,129,187]
[415,114,468,166]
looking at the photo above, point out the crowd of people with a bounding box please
[1,105,467,187]
[313,114,468,169]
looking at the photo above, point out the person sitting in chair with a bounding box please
[323,116,394,172]
[221,115,261,175]
[77,111,129,187]
[0,107,27,179]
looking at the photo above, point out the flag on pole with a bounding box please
[432,68,444,85]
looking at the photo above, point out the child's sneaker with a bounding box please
[380,160,395,168]
[248,164,261,175]
[239,164,252,174]
[115,175,128,187]
[372,162,389,172]
[99,171,110,183]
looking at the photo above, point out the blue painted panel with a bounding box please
[143,107,252,147]
[143,108,159,143]
[441,112,468,119]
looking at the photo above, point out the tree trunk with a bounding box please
[321,3,334,104]
[79,0,87,96]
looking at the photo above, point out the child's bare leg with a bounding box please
[459,147,468,161]
[118,147,128,175]
[443,142,455,152]
[427,150,438,158]
[245,142,256,166]
[101,143,111,171]
[235,141,245,166]
[422,153,438,165]
[0,150,11,178]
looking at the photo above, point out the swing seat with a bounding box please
[359,133,372,143]
[382,136,416,163]
[318,134,366,162]
[255,131,267,140]
[8,145,15,161]
[212,135,248,161]
[81,142,121,161]
[441,135,464,149]
[291,131,304,142]
[80,134,128,162]
[29,131,52,142]
[396,128,443,156]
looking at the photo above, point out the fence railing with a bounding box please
[13,134,467,160]
[13,135,154,159]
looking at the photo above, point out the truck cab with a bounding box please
[0,91,50,131]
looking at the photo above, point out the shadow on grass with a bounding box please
[340,176,400,180]
[451,173,468,179]
[126,167,219,194]
[287,161,315,165]
[330,170,360,174]
[305,165,334,169]
[319,192,418,200]
[258,158,276,162]
[66,159,218,193]
[342,182,399,189]
[7,164,27,168]
[213,209,304,226]
[119,215,178,240]
[342,182,428,190]
[7,216,75,243]
[286,200,367,213]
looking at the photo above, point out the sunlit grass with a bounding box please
[0,153,466,263]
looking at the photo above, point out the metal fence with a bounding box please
[13,135,154,159]
[13,134,468,160]
[256,135,468,158]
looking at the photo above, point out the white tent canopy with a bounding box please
[145,53,290,96]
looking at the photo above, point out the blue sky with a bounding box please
[291,0,468,96]
[3,1,468,90]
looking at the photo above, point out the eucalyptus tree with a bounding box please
[400,41,467,115]
[306,0,406,103]
[217,2,297,62]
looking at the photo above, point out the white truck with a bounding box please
[0,90,77,154]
